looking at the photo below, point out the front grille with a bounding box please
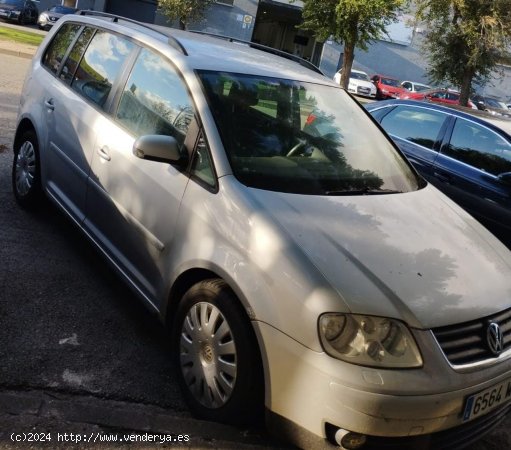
[357,86,370,94]
[432,308,511,366]
[351,402,511,449]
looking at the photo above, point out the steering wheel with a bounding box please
[286,140,309,157]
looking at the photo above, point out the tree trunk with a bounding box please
[179,18,186,30]
[459,67,474,107]
[340,42,355,90]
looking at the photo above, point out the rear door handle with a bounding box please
[44,98,54,111]
[98,146,111,161]
[434,171,452,184]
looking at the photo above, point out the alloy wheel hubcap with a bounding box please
[179,302,237,408]
[15,140,36,196]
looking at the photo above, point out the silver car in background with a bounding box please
[37,5,77,30]
[12,11,511,450]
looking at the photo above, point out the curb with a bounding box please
[0,47,35,59]
[0,389,286,449]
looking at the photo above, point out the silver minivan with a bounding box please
[12,12,511,450]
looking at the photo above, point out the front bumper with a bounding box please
[255,322,511,447]
[348,86,376,98]
[37,17,56,28]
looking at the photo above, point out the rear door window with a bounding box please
[443,119,511,175]
[71,30,134,108]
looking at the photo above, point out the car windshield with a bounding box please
[49,6,77,13]
[0,0,23,5]
[381,77,400,87]
[199,71,420,195]
[415,84,431,92]
[351,71,370,81]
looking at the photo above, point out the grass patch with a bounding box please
[0,26,43,46]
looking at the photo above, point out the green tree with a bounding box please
[415,0,511,106]
[300,0,404,89]
[158,0,215,30]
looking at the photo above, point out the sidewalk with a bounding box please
[0,21,42,58]
[0,39,37,59]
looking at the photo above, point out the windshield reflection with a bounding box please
[199,71,420,195]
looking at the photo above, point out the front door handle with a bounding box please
[98,146,111,161]
[44,98,54,111]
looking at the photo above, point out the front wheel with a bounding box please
[12,130,42,209]
[172,279,263,425]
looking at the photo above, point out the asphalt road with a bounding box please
[0,52,510,450]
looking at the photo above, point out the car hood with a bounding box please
[247,184,511,329]
[349,79,374,90]
[46,12,64,18]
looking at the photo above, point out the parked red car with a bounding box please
[371,74,406,100]
[399,88,477,108]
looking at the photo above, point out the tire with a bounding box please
[172,279,264,425]
[12,129,42,209]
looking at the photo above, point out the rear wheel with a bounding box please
[172,279,263,425]
[12,130,42,209]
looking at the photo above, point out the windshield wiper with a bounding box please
[324,188,403,196]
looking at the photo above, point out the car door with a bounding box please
[432,117,511,245]
[427,90,448,105]
[43,25,135,223]
[376,104,449,178]
[84,47,197,305]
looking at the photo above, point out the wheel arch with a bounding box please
[164,267,267,407]
[164,267,220,326]
[14,118,38,151]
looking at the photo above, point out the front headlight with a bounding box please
[11,10,21,16]
[319,313,423,368]
[40,13,49,20]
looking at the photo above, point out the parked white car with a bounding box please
[401,80,432,92]
[334,68,376,98]
[12,11,511,450]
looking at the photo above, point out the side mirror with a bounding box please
[133,135,186,165]
[497,172,511,186]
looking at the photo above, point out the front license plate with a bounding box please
[463,379,511,421]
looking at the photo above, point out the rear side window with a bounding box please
[430,91,446,99]
[444,119,511,175]
[70,30,134,108]
[116,48,195,147]
[42,23,81,75]
[380,106,447,150]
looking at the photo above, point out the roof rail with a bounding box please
[75,10,188,55]
[189,31,324,75]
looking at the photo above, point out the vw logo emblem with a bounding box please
[487,322,504,356]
